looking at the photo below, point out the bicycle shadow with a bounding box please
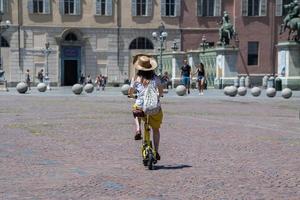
[154,164,192,170]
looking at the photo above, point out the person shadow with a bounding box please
[154,164,192,170]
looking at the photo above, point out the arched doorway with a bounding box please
[56,29,86,86]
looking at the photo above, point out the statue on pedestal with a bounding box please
[218,11,235,46]
[280,0,300,41]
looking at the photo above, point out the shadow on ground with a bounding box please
[154,164,192,170]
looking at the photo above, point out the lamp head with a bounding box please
[161,31,168,38]
[152,32,158,38]
[5,20,11,26]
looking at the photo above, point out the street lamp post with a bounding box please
[152,23,168,75]
[42,42,52,90]
[0,11,11,74]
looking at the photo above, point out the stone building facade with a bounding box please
[0,0,294,86]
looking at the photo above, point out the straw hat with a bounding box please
[133,54,158,71]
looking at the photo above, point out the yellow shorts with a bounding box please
[132,104,163,129]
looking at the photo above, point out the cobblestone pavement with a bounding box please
[0,88,300,200]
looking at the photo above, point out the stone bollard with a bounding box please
[37,83,47,92]
[84,84,94,93]
[262,75,269,88]
[282,88,292,99]
[16,82,28,94]
[239,76,245,87]
[72,84,83,95]
[266,87,276,97]
[237,86,247,96]
[251,87,261,97]
[245,76,251,88]
[267,76,275,88]
[121,84,130,95]
[234,77,239,87]
[227,86,238,97]
[224,86,229,95]
[175,85,186,96]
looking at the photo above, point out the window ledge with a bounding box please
[29,13,51,15]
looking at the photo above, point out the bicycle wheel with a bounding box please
[148,151,154,170]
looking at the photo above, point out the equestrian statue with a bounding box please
[218,11,235,46]
[280,0,300,41]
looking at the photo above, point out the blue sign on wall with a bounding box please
[63,47,80,58]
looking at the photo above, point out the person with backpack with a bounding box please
[128,54,164,160]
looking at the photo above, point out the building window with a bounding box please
[248,0,260,16]
[28,0,51,14]
[197,0,222,16]
[137,0,147,16]
[242,0,267,16]
[132,0,152,16]
[129,37,154,49]
[161,0,181,17]
[166,0,175,16]
[0,36,9,47]
[33,0,43,13]
[64,0,75,14]
[203,0,214,16]
[248,42,259,66]
[95,0,112,16]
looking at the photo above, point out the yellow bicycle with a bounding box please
[141,115,157,170]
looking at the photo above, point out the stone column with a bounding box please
[170,51,186,88]
[215,47,239,88]
[276,41,300,90]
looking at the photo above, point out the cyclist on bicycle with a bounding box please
[128,54,164,160]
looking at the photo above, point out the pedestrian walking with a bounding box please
[161,71,172,89]
[25,69,31,90]
[95,75,101,91]
[193,63,206,95]
[181,59,191,94]
[85,74,92,84]
[100,75,107,91]
[79,73,85,85]
[37,69,44,83]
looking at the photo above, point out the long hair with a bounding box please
[199,63,205,73]
[137,70,155,80]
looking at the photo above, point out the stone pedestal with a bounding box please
[0,70,8,92]
[277,41,300,90]
[0,80,8,91]
[215,47,239,89]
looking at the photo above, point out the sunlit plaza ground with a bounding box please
[0,87,300,199]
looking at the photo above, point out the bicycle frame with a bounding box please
[141,115,157,169]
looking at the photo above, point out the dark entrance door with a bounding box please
[64,60,78,86]
[61,46,81,86]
